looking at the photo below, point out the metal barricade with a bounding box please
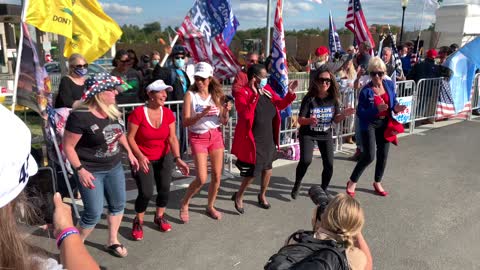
[395,80,416,133]
[470,73,480,115]
[411,78,443,125]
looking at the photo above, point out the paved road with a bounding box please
[29,120,480,270]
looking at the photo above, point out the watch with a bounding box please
[173,156,180,162]
[75,165,84,171]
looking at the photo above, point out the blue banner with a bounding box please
[189,0,233,40]
[328,11,342,57]
[444,37,480,114]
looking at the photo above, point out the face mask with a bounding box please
[259,78,268,88]
[151,60,159,66]
[174,58,185,69]
[74,67,88,77]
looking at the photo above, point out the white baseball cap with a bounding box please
[194,62,214,79]
[0,104,38,208]
[146,79,173,92]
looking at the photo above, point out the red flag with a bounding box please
[345,0,375,49]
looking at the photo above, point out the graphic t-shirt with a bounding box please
[65,110,124,172]
[299,95,340,140]
[128,105,176,161]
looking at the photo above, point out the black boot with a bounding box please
[291,181,301,200]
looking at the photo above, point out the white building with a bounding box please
[435,4,480,47]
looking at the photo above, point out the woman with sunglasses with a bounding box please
[291,66,355,199]
[231,64,297,214]
[179,62,232,222]
[55,53,88,109]
[111,49,143,104]
[346,57,406,197]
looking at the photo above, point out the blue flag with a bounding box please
[443,37,480,114]
[222,0,239,46]
[269,0,290,118]
[328,11,342,57]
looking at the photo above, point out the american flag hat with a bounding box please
[81,72,126,102]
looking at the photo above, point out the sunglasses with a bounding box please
[370,71,385,77]
[249,59,258,64]
[74,64,88,69]
[175,56,186,60]
[119,59,130,63]
[318,78,332,84]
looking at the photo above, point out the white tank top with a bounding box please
[188,91,221,134]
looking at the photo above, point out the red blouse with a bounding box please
[374,92,390,117]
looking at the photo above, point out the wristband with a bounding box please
[75,164,84,171]
[56,227,79,249]
[174,156,180,162]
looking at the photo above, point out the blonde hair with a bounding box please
[76,92,121,120]
[67,53,87,75]
[343,60,356,81]
[318,193,365,248]
[367,56,387,73]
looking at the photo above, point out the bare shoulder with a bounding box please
[346,247,367,270]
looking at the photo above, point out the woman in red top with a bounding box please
[231,64,297,214]
[127,79,189,241]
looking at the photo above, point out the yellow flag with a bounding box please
[64,0,122,63]
[25,0,73,38]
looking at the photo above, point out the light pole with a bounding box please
[399,0,409,44]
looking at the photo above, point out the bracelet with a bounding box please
[75,164,84,171]
[174,156,181,162]
[56,227,79,249]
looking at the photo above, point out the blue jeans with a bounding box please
[77,162,126,229]
[354,116,363,152]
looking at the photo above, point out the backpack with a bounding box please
[264,230,349,270]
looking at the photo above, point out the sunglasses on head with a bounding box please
[74,64,88,69]
[370,71,385,77]
[318,78,332,84]
[175,56,185,60]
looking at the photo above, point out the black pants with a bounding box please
[134,154,174,213]
[295,135,334,190]
[350,118,390,183]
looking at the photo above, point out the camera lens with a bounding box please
[309,186,330,219]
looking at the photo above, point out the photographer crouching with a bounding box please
[265,186,372,270]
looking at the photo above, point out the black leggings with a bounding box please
[350,119,390,183]
[134,154,174,213]
[295,135,334,190]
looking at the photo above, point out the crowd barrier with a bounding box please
[9,71,479,177]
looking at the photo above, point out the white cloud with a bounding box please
[99,2,143,15]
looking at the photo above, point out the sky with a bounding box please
[1,0,479,31]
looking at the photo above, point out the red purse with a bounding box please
[384,117,404,145]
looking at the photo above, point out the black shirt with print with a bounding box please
[65,110,124,172]
[298,95,340,140]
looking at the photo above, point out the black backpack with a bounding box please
[264,230,349,270]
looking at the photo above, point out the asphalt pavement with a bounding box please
[28,119,480,270]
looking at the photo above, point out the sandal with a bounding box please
[179,208,189,223]
[205,208,222,220]
[105,244,128,258]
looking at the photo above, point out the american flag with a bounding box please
[269,0,290,118]
[328,11,342,57]
[345,0,375,49]
[436,79,471,119]
[177,0,240,80]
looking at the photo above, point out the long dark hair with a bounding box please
[189,77,225,107]
[307,66,340,102]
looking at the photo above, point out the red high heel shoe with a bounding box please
[373,183,389,197]
[346,181,355,198]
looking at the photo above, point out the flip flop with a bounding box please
[179,208,189,223]
[205,208,222,220]
[105,244,128,258]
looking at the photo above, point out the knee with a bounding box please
[211,172,221,183]
[362,152,375,164]
[108,200,126,215]
[299,156,313,167]
[139,188,154,201]
[80,206,103,228]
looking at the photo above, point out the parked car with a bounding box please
[45,62,108,75]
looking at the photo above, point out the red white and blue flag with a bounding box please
[328,11,342,57]
[269,0,290,118]
[345,0,375,49]
[177,0,240,80]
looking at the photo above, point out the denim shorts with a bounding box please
[77,162,126,229]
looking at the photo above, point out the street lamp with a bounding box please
[399,0,409,44]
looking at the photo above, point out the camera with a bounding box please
[308,185,331,221]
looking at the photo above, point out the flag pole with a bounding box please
[11,0,30,112]
[160,34,179,67]
[266,0,272,57]
[415,0,428,57]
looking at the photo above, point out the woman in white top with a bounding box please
[179,62,232,222]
